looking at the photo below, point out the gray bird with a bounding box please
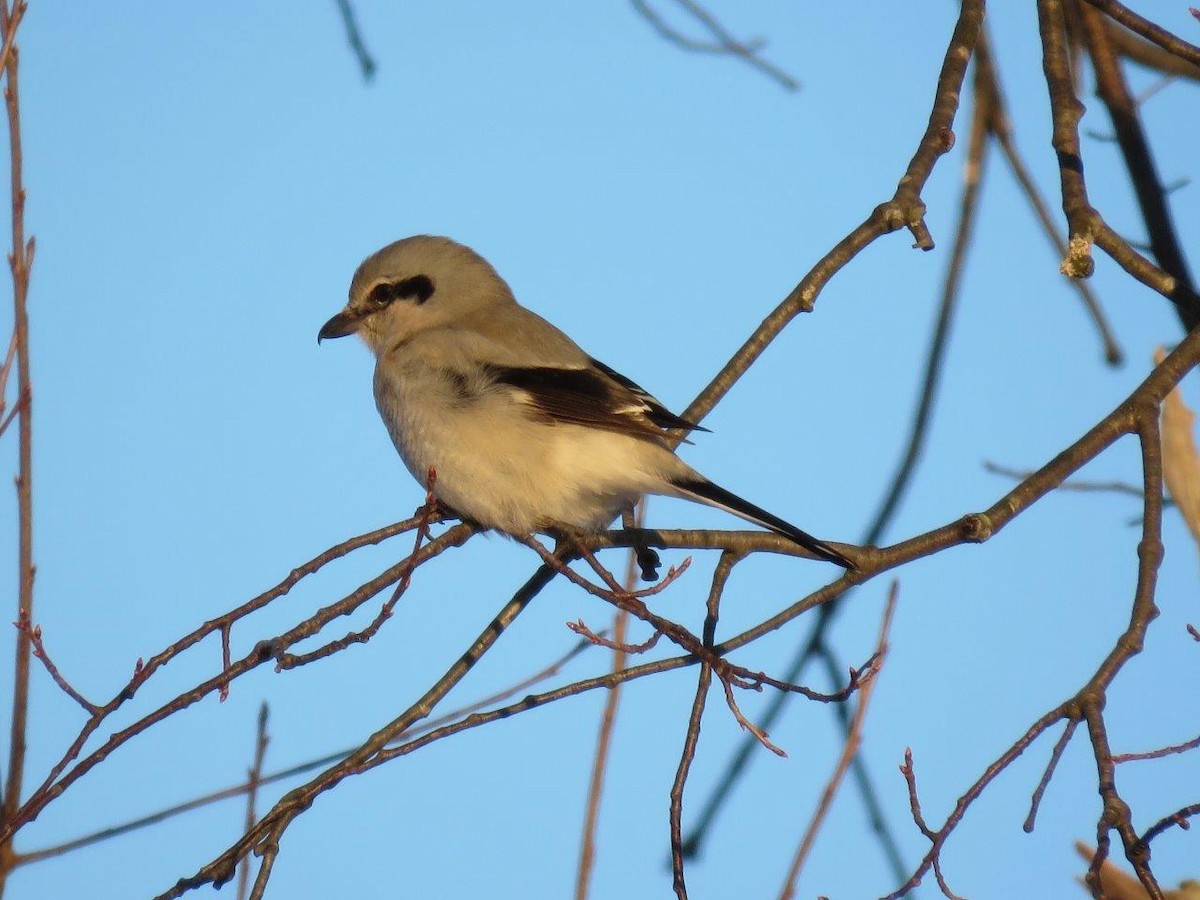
[319,236,852,568]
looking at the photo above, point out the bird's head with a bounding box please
[318,235,515,355]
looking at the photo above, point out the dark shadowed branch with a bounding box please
[628,0,799,90]
[333,0,376,81]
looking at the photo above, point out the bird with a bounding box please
[318,236,853,569]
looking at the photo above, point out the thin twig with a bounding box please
[975,30,1123,364]
[3,521,474,844]
[1039,0,1200,327]
[1024,717,1079,831]
[680,1,988,862]
[574,502,644,900]
[567,619,661,654]
[628,0,799,91]
[157,561,559,898]
[1104,17,1200,80]
[163,321,1200,900]
[13,611,98,714]
[236,704,269,900]
[1,6,33,893]
[0,381,24,440]
[985,460,1146,496]
[1139,802,1200,845]
[1114,732,1200,763]
[275,472,439,670]
[1079,0,1200,68]
[674,0,983,433]
[1079,4,1200,334]
[146,267,1200,897]
[669,551,737,900]
[778,582,898,900]
[1080,412,1167,900]
[12,632,597,868]
[332,0,376,81]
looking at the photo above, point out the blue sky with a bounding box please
[3,3,1199,898]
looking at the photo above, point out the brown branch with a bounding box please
[275,475,440,670]
[235,704,269,900]
[628,0,799,91]
[885,705,1070,900]
[133,277,1200,896]
[218,624,232,703]
[1024,717,1080,831]
[886,403,1173,899]
[1114,732,1200,764]
[1039,0,1097,276]
[670,654,711,900]
[674,0,983,431]
[12,632,597,868]
[778,582,897,900]
[157,559,559,898]
[0,382,25,441]
[1139,802,1200,846]
[1079,412,1166,900]
[670,550,737,900]
[975,30,1123,365]
[2,520,474,844]
[866,41,991,542]
[567,619,661,654]
[1078,4,1200,334]
[650,23,991,833]
[677,4,989,846]
[12,611,98,714]
[527,537,793,756]
[985,460,1147,497]
[574,502,644,900]
[591,526,855,561]
[1039,0,1200,326]
[0,4,32,893]
[0,328,17,410]
[1104,18,1200,80]
[1079,0,1200,68]
[650,10,995,841]
[162,326,1200,900]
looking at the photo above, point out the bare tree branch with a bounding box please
[235,704,269,900]
[333,0,376,81]
[575,502,645,900]
[628,0,799,91]
[778,583,897,900]
[0,4,32,893]
[1078,0,1200,68]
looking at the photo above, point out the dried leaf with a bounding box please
[1075,841,1200,899]
[1155,348,1200,554]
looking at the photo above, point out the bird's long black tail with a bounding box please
[673,477,855,569]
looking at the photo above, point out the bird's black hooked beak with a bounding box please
[317,309,363,344]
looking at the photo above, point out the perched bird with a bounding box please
[318,236,853,568]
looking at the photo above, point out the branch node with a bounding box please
[957,512,992,543]
[1061,234,1096,278]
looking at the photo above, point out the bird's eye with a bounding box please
[367,275,435,308]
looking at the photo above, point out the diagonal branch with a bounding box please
[1078,4,1199,335]
[1,4,33,893]
[1078,0,1200,68]
[332,0,376,81]
[628,0,799,90]
[675,0,984,433]
[158,560,560,899]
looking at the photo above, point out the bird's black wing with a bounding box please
[587,358,708,434]
[487,360,706,443]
